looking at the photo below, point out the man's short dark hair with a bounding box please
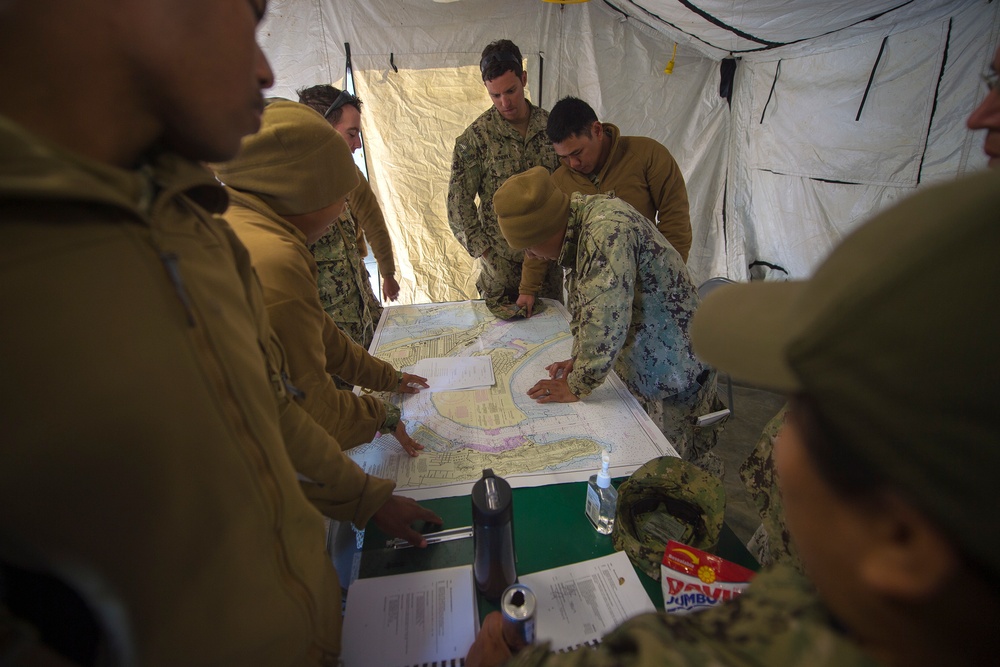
[546,96,599,143]
[480,39,523,82]
[296,84,362,124]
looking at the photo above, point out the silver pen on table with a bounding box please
[385,525,473,549]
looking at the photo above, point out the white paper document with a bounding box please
[519,551,656,652]
[341,564,477,667]
[411,356,495,392]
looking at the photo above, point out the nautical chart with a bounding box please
[347,299,677,500]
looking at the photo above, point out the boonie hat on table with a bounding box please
[612,457,725,580]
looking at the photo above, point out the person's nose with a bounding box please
[256,45,275,90]
[968,97,995,130]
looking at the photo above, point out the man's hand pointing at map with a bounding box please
[527,376,578,403]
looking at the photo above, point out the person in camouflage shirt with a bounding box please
[471,168,1000,667]
[447,39,563,313]
[310,201,381,350]
[298,84,400,350]
[493,167,725,476]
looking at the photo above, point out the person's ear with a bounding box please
[520,71,527,87]
[592,121,603,139]
[858,493,960,600]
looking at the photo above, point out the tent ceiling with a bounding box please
[603,0,974,57]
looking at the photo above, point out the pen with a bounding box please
[386,525,473,549]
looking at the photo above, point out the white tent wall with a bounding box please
[258,0,998,302]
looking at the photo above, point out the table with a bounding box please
[347,300,678,500]
[353,481,759,617]
[341,299,757,616]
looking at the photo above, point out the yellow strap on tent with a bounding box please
[664,43,677,74]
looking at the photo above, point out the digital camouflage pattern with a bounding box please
[612,456,725,580]
[740,404,801,569]
[447,102,563,300]
[310,205,382,350]
[503,563,879,667]
[559,193,724,473]
[643,384,727,479]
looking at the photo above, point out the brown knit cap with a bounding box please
[493,166,570,250]
[213,99,358,215]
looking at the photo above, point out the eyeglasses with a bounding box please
[323,90,357,119]
[479,51,521,76]
[982,70,1000,93]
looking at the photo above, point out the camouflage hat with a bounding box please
[612,456,725,580]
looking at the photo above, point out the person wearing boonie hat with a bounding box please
[213,100,434,457]
[493,166,727,478]
[446,39,564,318]
[467,169,1000,667]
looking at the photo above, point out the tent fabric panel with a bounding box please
[739,171,907,281]
[552,1,730,286]
[354,60,489,304]
[748,21,948,188]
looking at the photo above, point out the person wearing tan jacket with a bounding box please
[216,100,429,455]
[547,96,691,261]
[0,3,438,664]
[297,84,399,349]
[0,0,433,667]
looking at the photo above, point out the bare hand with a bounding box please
[397,372,429,394]
[515,293,536,318]
[372,495,444,548]
[545,358,574,379]
[382,275,401,301]
[393,420,425,457]
[466,611,512,667]
[527,376,579,403]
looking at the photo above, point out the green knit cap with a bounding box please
[493,166,569,250]
[213,99,358,215]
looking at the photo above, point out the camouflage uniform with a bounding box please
[351,169,397,306]
[447,102,563,301]
[612,457,726,580]
[311,196,382,350]
[505,563,878,667]
[740,404,800,569]
[560,193,725,476]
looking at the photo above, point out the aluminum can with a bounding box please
[500,583,536,650]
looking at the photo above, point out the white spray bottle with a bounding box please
[585,450,618,534]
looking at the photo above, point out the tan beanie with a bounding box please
[213,99,358,215]
[493,166,570,250]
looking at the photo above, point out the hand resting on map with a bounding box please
[393,420,425,457]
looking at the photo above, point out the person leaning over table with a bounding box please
[297,84,399,350]
[447,39,563,316]
[492,167,726,478]
[214,100,430,456]
[0,0,438,664]
[549,96,691,261]
[518,96,693,302]
[468,168,1000,667]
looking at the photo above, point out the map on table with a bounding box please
[347,299,677,500]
